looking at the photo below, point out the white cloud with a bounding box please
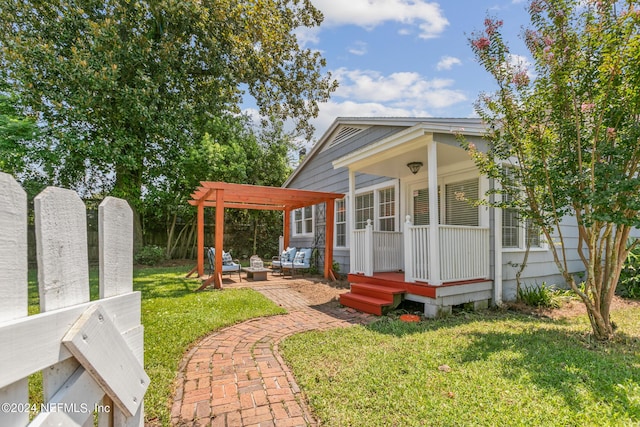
[311,0,449,39]
[331,68,467,109]
[294,27,321,47]
[436,56,462,71]
[348,41,368,56]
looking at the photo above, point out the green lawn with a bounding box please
[280,307,640,427]
[28,266,286,425]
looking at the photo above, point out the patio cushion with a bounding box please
[281,247,297,262]
[294,248,312,268]
[222,251,234,265]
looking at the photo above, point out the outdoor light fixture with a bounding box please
[407,161,423,175]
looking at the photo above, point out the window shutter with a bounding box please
[445,179,479,226]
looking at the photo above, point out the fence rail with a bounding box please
[0,172,147,427]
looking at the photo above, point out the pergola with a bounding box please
[188,181,344,289]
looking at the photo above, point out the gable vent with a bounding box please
[327,126,367,149]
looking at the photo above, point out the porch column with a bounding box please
[348,168,356,274]
[427,140,441,285]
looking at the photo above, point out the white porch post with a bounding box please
[348,168,356,274]
[403,215,414,282]
[364,219,374,276]
[427,140,441,285]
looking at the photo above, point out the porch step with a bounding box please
[350,283,405,303]
[340,282,406,316]
[339,293,394,316]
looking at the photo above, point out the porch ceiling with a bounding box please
[333,129,473,178]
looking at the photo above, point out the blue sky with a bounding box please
[267,0,534,142]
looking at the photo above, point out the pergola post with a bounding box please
[213,189,225,289]
[197,200,205,276]
[283,207,291,250]
[324,199,336,279]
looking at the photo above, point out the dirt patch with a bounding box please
[285,277,351,306]
[507,295,640,320]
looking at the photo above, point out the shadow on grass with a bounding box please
[365,311,640,421]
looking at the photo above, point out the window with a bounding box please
[294,206,314,236]
[412,186,441,225]
[445,179,479,226]
[355,183,397,231]
[501,167,543,249]
[378,187,395,231]
[335,199,347,247]
[355,192,374,230]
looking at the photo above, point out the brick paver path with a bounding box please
[171,279,372,426]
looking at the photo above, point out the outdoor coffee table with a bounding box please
[243,267,270,281]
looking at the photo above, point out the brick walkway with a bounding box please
[170,278,372,426]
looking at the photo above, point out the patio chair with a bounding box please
[271,247,297,274]
[282,247,312,277]
[207,247,241,282]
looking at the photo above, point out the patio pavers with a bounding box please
[170,278,373,426]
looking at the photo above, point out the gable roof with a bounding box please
[284,117,486,187]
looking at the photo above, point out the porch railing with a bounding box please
[351,220,403,275]
[438,225,490,282]
[404,221,490,284]
[352,219,489,284]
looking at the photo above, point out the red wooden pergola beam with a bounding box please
[189,182,344,289]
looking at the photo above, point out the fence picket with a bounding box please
[99,197,133,298]
[99,197,143,426]
[0,173,29,426]
[35,186,95,426]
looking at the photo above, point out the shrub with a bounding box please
[517,283,562,308]
[135,245,165,266]
[617,245,640,299]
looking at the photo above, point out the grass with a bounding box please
[280,307,640,427]
[27,266,286,425]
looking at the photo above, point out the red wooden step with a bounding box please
[350,282,405,303]
[339,292,392,316]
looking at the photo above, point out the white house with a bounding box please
[283,117,584,317]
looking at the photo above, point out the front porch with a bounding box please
[333,122,495,316]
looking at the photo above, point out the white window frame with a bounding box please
[335,197,348,248]
[354,180,399,232]
[293,205,314,237]
[500,165,548,252]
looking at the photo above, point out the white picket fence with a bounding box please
[0,173,148,426]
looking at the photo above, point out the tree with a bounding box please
[143,114,293,259]
[466,0,640,340]
[0,82,50,197]
[0,0,336,246]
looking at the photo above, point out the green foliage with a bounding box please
[517,282,568,308]
[465,0,640,339]
[617,245,640,299]
[0,0,335,213]
[134,245,165,266]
